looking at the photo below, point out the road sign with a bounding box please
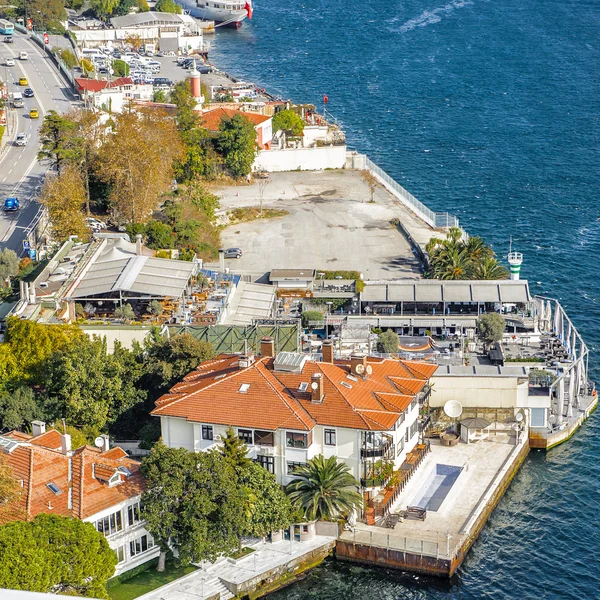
[43,33,49,45]
[22,240,30,251]
[29,249,37,261]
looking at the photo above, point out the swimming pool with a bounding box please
[411,464,462,512]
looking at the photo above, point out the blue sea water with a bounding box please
[210,1,600,597]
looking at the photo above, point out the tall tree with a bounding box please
[220,427,251,473]
[37,111,82,175]
[90,0,120,20]
[215,113,257,178]
[477,312,506,349]
[0,386,42,431]
[39,166,89,242]
[0,514,117,597]
[155,0,182,13]
[286,455,363,521]
[141,445,244,569]
[238,461,293,539]
[43,337,145,431]
[0,249,18,289]
[272,109,305,136]
[98,110,182,223]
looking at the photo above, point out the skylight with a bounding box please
[239,383,251,394]
[214,373,227,380]
[118,466,132,477]
[298,382,309,392]
[340,381,352,389]
[47,483,62,495]
[347,374,358,382]
[0,437,18,454]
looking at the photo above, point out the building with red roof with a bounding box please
[153,338,436,489]
[200,107,273,149]
[0,423,158,575]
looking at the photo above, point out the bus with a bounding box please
[0,19,15,35]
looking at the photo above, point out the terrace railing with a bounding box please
[364,156,463,234]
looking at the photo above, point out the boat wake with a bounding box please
[394,0,474,34]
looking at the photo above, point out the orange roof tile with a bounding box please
[200,107,271,131]
[153,354,434,432]
[0,431,144,524]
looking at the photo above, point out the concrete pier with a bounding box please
[337,431,530,577]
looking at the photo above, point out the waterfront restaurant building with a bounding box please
[152,338,437,493]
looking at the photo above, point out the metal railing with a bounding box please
[364,156,460,231]
[346,528,449,559]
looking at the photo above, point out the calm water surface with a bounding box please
[211,1,600,597]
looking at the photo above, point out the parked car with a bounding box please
[196,65,214,74]
[23,88,34,97]
[29,108,39,119]
[85,217,107,230]
[5,58,14,66]
[224,247,243,259]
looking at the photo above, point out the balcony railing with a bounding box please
[360,437,393,459]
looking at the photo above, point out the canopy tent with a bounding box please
[460,417,492,444]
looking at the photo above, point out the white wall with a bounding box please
[302,125,329,147]
[85,496,160,576]
[253,145,347,172]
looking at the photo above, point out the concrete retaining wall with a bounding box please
[254,145,346,172]
[226,541,335,597]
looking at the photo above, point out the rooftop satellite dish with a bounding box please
[515,412,524,423]
[366,365,373,375]
[355,364,365,375]
[311,381,318,390]
[443,400,463,419]
[94,436,104,449]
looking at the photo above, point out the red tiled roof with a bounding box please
[74,77,134,93]
[153,353,434,432]
[200,107,271,131]
[0,430,144,525]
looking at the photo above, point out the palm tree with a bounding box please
[432,247,471,280]
[464,236,492,264]
[285,455,363,521]
[472,255,509,280]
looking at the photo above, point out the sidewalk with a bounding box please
[0,108,17,162]
[137,534,336,600]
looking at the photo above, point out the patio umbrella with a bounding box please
[538,299,545,330]
[565,323,572,355]
[546,300,552,331]
[553,302,560,335]
[557,378,565,422]
[574,360,582,406]
[571,328,577,361]
[460,418,492,429]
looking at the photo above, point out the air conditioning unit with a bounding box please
[214,434,222,441]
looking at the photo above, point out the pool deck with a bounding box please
[337,431,530,576]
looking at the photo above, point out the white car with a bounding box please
[15,133,29,146]
[5,58,15,66]
[19,51,28,60]
[85,217,107,230]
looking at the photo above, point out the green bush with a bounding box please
[301,310,325,328]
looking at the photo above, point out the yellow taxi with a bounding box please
[29,108,39,119]
[18,76,28,86]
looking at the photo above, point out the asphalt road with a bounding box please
[0,33,74,254]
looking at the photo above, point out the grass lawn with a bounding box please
[108,563,198,600]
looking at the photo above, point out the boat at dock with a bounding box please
[175,0,253,27]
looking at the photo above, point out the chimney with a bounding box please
[322,340,334,364]
[238,354,254,368]
[135,233,142,256]
[350,354,367,377]
[261,337,275,358]
[310,373,324,403]
[100,434,110,452]
[61,433,72,455]
[31,420,46,437]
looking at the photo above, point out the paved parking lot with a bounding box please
[209,170,424,280]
